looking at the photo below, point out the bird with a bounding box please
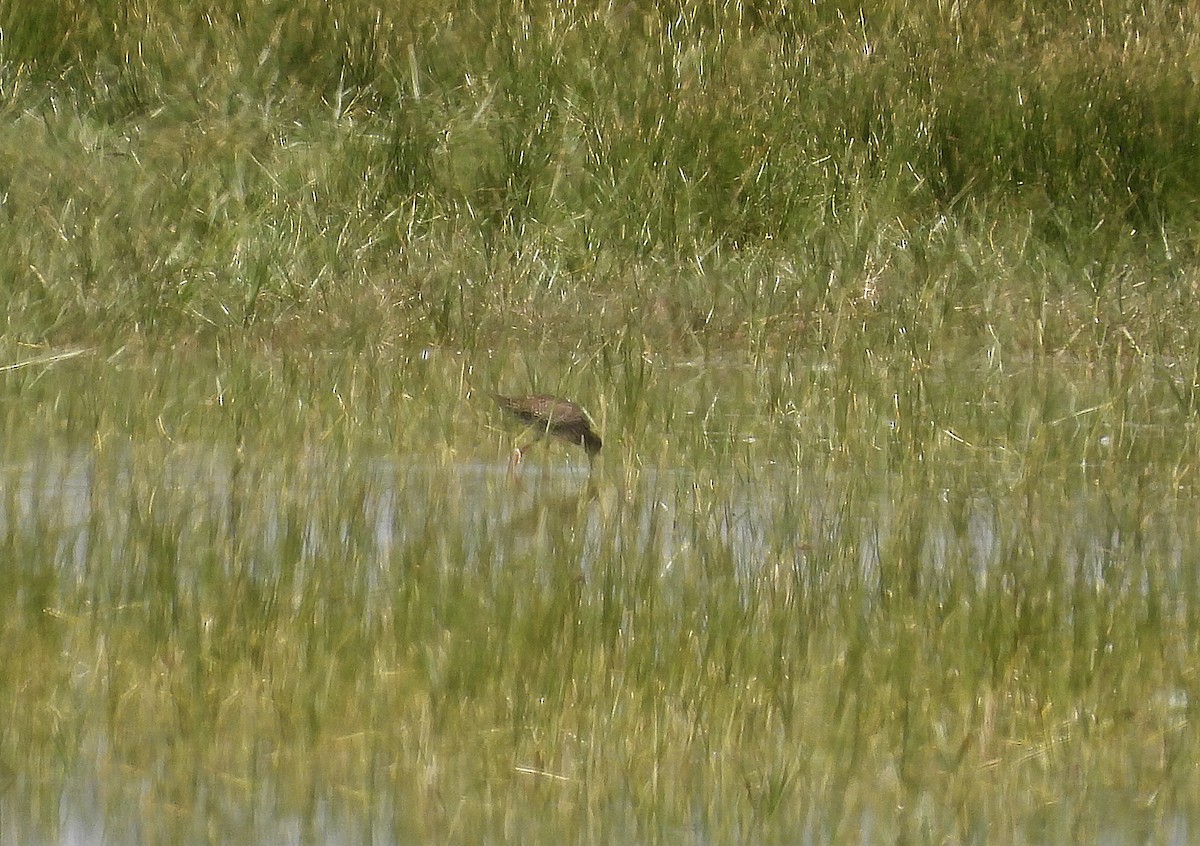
[494,394,602,472]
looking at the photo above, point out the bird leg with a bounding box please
[507,433,542,479]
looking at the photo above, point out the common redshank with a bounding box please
[494,394,602,470]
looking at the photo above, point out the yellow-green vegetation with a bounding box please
[2,1,1199,843]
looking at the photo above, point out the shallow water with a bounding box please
[4,439,1195,601]
[2,350,1198,845]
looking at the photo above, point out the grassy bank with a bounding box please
[0,0,1197,351]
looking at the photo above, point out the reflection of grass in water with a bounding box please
[1,344,1198,843]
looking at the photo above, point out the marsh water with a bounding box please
[2,350,1198,844]
[4,440,1196,603]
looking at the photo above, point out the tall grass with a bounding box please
[3,339,1199,843]
[3,1,1200,843]
[0,0,1196,349]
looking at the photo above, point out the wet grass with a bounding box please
[3,0,1200,843]
[3,341,1199,844]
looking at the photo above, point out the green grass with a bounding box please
[2,1,1200,843]
[0,0,1197,350]
[3,344,1199,843]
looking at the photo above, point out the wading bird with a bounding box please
[494,394,602,472]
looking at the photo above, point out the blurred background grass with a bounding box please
[0,0,1196,355]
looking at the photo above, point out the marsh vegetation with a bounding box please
[2,1,1199,843]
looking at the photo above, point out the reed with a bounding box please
[2,0,1199,842]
